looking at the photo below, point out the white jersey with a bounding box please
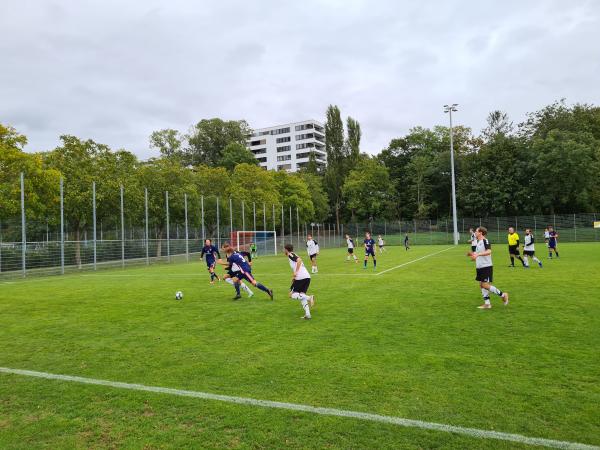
[470,233,477,246]
[306,239,319,256]
[378,238,384,246]
[524,234,535,251]
[288,252,311,280]
[346,238,354,249]
[544,231,550,239]
[475,238,492,269]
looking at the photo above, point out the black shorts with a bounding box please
[508,245,520,255]
[524,250,535,256]
[309,253,318,261]
[475,266,493,282]
[230,270,242,279]
[290,278,310,293]
[347,248,354,254]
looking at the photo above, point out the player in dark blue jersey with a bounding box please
[547,226,559,258]
[363,231,377,269]
[222,244,273,300]
[200,239,221,284]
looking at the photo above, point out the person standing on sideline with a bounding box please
[468,227,510,309]
[284,244,315,320]
[364,232,377,269]
[404,232,410,251]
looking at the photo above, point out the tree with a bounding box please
[186,119,251,166]
[273,172,315,224]
[482,110,513,141]
[298,172,329,222]
[323,105,347,230]
[346,116,361,167]
[218,142,258,171]
[342,158,395,222]
[149,129,184,159]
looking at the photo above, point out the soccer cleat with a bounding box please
[233,294,242,300]
[538,262,543,268]
[502,292,509,306]
[309,295,315,307]
[301,315,312,320]
[248,291,254,298]
[268,289,274,300]
[210,281,214,284]
[477,304,492,309]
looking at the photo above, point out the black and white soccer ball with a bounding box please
[175,291,183,301]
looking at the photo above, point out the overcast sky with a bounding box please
[2,0,599,159]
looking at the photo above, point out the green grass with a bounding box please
[1,243,599,449]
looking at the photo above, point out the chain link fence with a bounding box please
[1,173,599,278]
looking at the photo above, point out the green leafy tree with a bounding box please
[273,172,315,225]
[298,172,329,222]
[187,119,251,166]
[149,129,184,159]
[323,105,347,229]
[346,116,361,168]
[218,142,258,171]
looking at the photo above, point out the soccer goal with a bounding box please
[232,231,277,256]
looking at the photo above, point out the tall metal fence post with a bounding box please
[184,193,189,262]
[60,177,64,274]
[496,217,500,243]
[296,207,300,249]
[201,195,205,241]
[120,185,125,268]
[229,198,233,242]
[216,196,220,249]
[145,187,149,265]
[263,202,266,231]
[289,206,292,246]
[253,202,257,237]
[20,172,26,277]
[553,214,556,229]
[534,215,537,235]
[165,191,170,263]
[573,213,577,242]
[281,204,285,250]
[272,204,276,254]
[242,201,245,232]
[92,181,97,270]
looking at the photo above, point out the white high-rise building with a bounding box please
[247,120,326,172]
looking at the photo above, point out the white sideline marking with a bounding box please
[1,367,597,449]
[375,247,454,276]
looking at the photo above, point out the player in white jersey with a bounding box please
[284,244,315,319]
[377,235,386,253]
[345,234,358,262]
[469,228,477,252]
[523,228,543,268]
[306,234,319,273]
[543,228,550,247]
[467,226,509,309]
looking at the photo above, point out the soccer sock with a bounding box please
[234,282,241,296]
[517,256,525,266]
[240,283,253,295]
[510,256,515,266]
[298,293,310,302]
[549,251,552,258]
[354,255,358,260]
[489,285,503,296]
[555,251,559,257]
[256,282,270,294]
[523,256,529,266]
[533,256,541,264]
[364,260,367,268]
[225,278,234,285]
[373,259,377,268]
[481,288,491,305]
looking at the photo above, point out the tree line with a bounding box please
[2,99,599,237]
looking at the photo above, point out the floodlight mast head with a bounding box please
[444,104,459,113]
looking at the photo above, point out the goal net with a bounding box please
[232,231,277,256]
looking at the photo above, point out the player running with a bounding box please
[363,232,377,269]
[547,226,559,258]
[306,234,320,273]
[467,226,509,309]
[523,228,543,268]
[284,244,315,320]
[218,245,254,298]
[345,234,358,263]
[377,235,386,253]
[221,244,272,300]
[200,239,221,284]
[507,227,526,268]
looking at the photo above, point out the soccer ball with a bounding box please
[175,291,183,300]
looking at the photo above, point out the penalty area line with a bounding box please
[375,247,454,276]
[0,367,597,449]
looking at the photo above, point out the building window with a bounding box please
[251,148,267,155]
[256,157,267,163]
[295,123,314,131]
[250,139,266,146]
[295,133,314,141]
[296,142,315,150]
[277,164,292,171]
[272,127,290,135]
[277,145,291,152]
[296,152,311,159]
[277,154,292,162]
[276,136,291,143]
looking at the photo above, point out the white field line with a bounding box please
[0,367,597,450]
[375,247,454,276]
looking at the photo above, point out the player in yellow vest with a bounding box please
[507,227,525,267]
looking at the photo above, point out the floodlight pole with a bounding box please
[444,104,459,245]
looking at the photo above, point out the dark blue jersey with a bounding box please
[228,252,251,273]
[549,231,557,244]
[201,245,220,262]
[364,238,375,252]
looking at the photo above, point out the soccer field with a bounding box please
[1,243,599,449]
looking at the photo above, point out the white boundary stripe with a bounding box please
[375,247,454,276]
[1,367,597,449]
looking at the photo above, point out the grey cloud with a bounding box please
[1,0,599,159]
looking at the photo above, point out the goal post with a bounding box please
[233,230,277,256]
